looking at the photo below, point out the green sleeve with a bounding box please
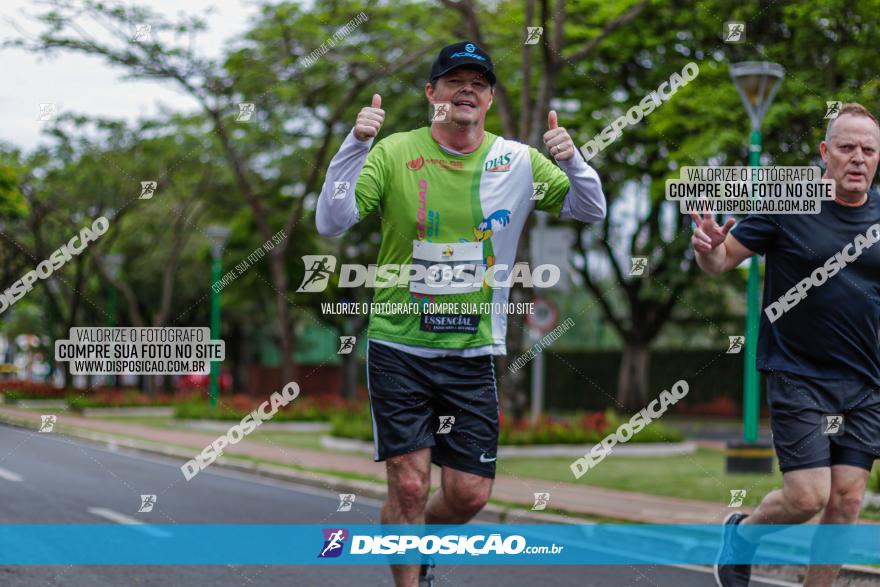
[529,147,570,216]
[355,139,389,219]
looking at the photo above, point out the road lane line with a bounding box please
[0,466,23,482]
[87,507,171,538]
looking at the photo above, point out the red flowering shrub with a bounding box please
[66,389,182,411]
[674,396,740,418]
[498,409,681,445]
[0,381,66,400]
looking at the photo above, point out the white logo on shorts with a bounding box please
[822,414,844,436]
[437,416,455,434]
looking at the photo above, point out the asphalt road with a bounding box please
[0,423,796,587]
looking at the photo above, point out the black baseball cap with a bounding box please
[429,41,496,86]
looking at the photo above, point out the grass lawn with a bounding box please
[499,448,784,508]
[246,430,325,450]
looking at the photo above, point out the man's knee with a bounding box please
[445,480,491,516]
[387,456,431,511]
[785,484,829,516]
[827,486,866,519]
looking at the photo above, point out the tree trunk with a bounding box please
[616,342,650,411]
[501,284,530,420]
[268,250,294,383]
[230,321,246,394]
[341,350,359,400]
[340,315,365,399]
[61,361,72,390]
[143,375,155,396]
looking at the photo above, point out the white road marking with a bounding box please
[87,507,171,538]
[0,466,23,482]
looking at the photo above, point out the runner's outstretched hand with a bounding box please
[690,212,735,254]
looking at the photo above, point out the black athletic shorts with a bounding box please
[766,370,880,473]
[365,340,499,478]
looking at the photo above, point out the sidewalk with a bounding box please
[0,406,739,524]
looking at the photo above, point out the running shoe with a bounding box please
[418,557,435,586]
[714,512,757,586]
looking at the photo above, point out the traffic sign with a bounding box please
[527,297,559,334]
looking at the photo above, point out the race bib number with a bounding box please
[410,241,483,295]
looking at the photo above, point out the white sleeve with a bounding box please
[316,128,374,237]
[557,152,606,223]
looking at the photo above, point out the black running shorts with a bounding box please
[766,371,880,473]
[365,340,500,478]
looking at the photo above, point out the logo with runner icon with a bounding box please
[318,528,348,558]
[297,255,338,292]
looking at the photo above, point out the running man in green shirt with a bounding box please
[316,41,605,586]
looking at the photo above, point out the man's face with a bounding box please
[426,67,493,126]
[820,114,880,200]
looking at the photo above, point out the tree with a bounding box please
[7,0,435,383]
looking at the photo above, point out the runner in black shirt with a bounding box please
[693,103,880,587]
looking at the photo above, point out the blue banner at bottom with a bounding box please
[1,524,878,565]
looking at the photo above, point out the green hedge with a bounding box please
[349,349,756,414]
[330,407,684,445]
[542,350,760,412]
[67,391,174,411]
[329,408,374,441]
[173,395,362,422]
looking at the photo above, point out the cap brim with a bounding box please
[432,64,496,85]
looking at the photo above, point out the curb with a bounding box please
[320,435,699,458]
[82,406,174,418]
[179,419,330,433]
[2,414,879,584]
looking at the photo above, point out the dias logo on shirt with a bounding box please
[484,152,512,172]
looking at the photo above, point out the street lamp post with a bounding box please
[205,226,231,408]
[104,254,124,388]
[727,61,784,473]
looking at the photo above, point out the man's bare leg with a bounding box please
[382,448,432,587]
[738,467,831,542]
[803,465,869,587]
[425,466,493,524]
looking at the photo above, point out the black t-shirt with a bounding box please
[730,192,880,385]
